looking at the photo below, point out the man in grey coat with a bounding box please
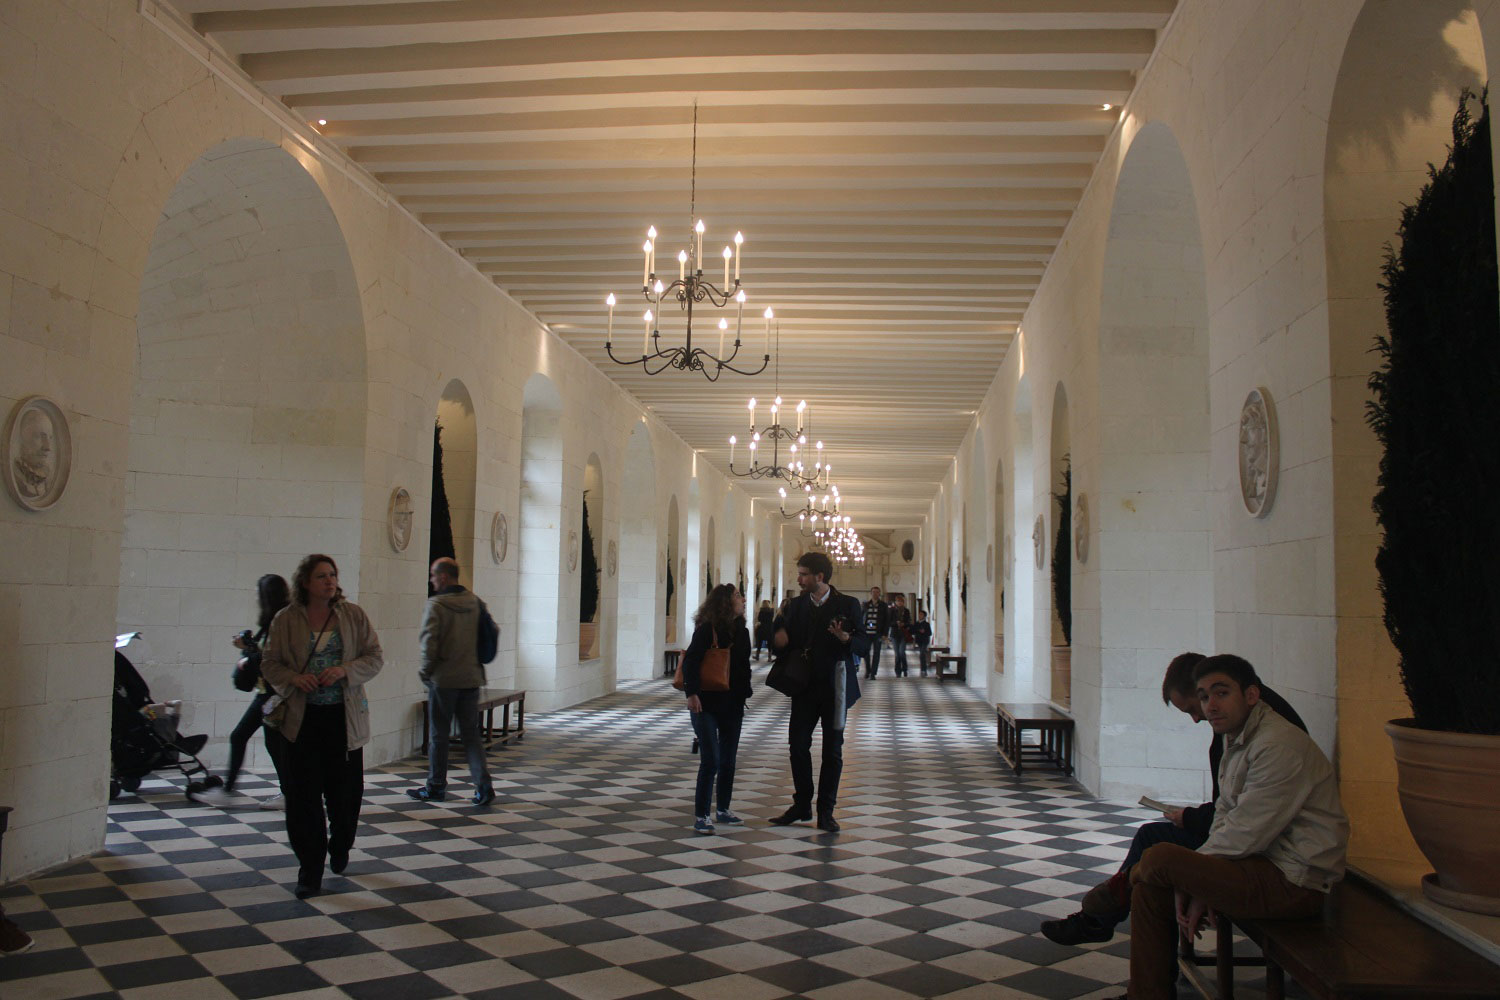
[408,558,494,806]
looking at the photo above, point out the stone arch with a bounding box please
[617,423,658,679]
[1048,381,1072,708]
[1324,0,1488,864]
[1092,120,1212,797]
[519,372,564,705]
[117,137,367,765]
[434,378,478,575]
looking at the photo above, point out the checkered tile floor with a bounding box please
[3,668,1221,999]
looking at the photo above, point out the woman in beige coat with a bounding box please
[261,553,383,898]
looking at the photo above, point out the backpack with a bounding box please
[476,598,500,665]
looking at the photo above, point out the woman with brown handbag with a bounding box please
[682,583,753,835]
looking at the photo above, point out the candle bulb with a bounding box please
[722,246,731,288]
[747,396,756,430]
[642,242,651,287]
[796,400,806,436]
[606,293,616,342]
[653,279,664,306]
[695,220,705,269]
[763,306,774,356]
[734,231,743,281]
[729,435,736,466]
[678,249,687,282]
[647,227,657,276]
[643,309,653,355]
[718,317,728,358]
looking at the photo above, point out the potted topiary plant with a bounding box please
[664,555,676,644]
[1050,460,1072,708]
[1370,92,1500,914]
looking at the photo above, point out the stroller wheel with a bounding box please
[120,774,142,793]
[202,775,224,789]
[110,779,121,800]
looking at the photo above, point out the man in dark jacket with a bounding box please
[1040,651,1307,945]
[861,587,890,679]
[408,558,493,807]
[771,551,863,832]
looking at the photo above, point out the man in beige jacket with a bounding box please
[408,558,493,806]
[1114,653,1349,1000]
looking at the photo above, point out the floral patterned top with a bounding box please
[304,628,346,706]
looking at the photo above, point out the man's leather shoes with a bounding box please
[816,813,840,833]
[329,851,348,875]
[771,806,812,825]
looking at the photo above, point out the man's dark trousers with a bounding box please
[864,638,883,679]
[425,685,489,795]
[788,687,844,815]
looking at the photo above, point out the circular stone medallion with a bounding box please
[1032,515,1046,569]
[3,395,72,512]
[491,512,508,563]
[1239,387,1280,517]
[387,487,413,552]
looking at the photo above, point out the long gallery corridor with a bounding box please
[1,675,1170,1000]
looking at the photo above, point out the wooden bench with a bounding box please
[996,702,1075,776]
[935,653,967,684]
[663,647,685,678]
[420,687,525,754]
[1180,874,1500,999]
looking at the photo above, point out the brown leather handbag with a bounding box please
[673,630,731,692]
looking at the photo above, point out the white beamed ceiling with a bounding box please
[173,0,1176,530]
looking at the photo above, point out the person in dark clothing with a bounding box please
[753,600,775,661]
[192,574,291,808]
[911,610,933,675]
[1041,651,1309,945]
[888,594,912,676]
[682,584,754,834]
[861,587,890,679]
[770,552,863,833]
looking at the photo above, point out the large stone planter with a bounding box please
[1385,720,1500,915]
[1050,644,1071,709]
[579,622,599,661]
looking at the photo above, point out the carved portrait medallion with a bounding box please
[3,396,71,512]
[387,487,413,552]
[1239,387,1279,517]
[491,511,508,563]
[1033,514,1046,569]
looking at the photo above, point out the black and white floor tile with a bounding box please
[3,668,1224,999]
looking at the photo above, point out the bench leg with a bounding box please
[1265,959,1284,1000]
[515,698,524,741]
[1215,915,1235,1000]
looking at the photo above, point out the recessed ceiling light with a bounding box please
[316,118,328,126]
[1101,104,1113,111]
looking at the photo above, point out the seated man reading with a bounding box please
[1112,654,1349,1000]
[1042,651,1306,945]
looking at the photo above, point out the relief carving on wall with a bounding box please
[985,543,994,583]
[607,539,618,577]
[568,529,580,571]
[1239,387,1279,518]
[387,487,413,552]
[491,512,508,563]
[3,396,71,512]
[1032,515,1046,569]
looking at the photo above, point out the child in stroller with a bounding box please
[110,633,214,800]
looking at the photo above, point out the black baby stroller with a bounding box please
[110,632,215,800]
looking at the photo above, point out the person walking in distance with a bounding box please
[861,586,889,680]
[754,599,775,661]
[911,610,933,676]
[770,552,863,833]
[408,558,494,807]
[888,593,912,677]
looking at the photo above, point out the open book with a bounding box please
[1137,795,1183,813]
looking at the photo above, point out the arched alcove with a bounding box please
[685,477,702,616]
[993,459,1006,678]
[665,494,680,643]
[1324,0,1488,865]
[705,515,717,597]
[433,378,477,576]
[1048,382,1072,708]
[118,137,367,765]
[519,373,564,705]
[579,454,604,663]
[617,424,658,679]
[1093,120,1212,798]
[1012,373,1036,701]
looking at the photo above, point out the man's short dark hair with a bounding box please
[1193,653,1260,694]
[1161,652,1207,703]
[797,551,833,584]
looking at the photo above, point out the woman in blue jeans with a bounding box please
[682,584,752,835]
